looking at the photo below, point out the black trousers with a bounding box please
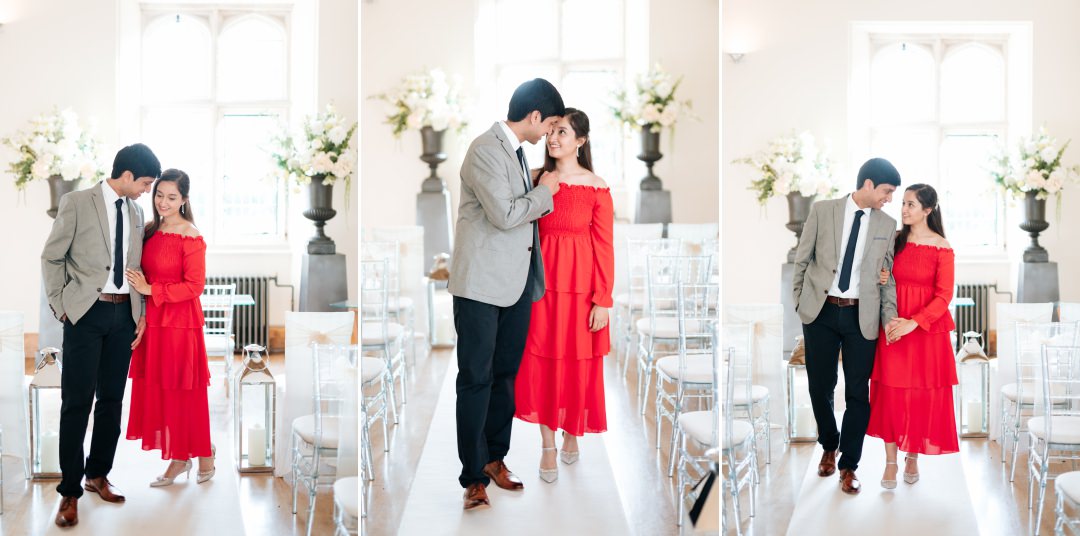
[802,301,877,472]
[57,300,135,498]
[453,272,534,488]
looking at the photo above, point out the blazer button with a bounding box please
[528,246,533,251]
[97,288,102,292]
[833,269,837,274]
[106,266,110,270]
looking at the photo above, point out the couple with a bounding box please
[793,158,958,495]
[41,144,215,528]
[448,78,615,509]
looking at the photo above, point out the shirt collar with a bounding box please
[499,121,522,152]
[101,181,126,207]
[846,193,872,217]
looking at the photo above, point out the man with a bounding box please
[448,78,564,510]
[41,143,161,527]
[792,157,900,495]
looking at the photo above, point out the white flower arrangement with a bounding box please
[268,104,357,188]
[2,108,106,190]
[735,131,838,205]
[989,127,1077,201]
[373,68,468,138]
[611,63,693,133]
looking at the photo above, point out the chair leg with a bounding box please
[380,379,390,451]
[667,425,680,477]
[676,437,687,526]
[306,488,318,536]
[1037,468,1049,535]
[291,436,300,514]
[654,376,664,449]
[763,402,772,464]
[1012,427,1022,483]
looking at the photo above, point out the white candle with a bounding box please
[967,401,983,433]
[795,405,816,436]
[40,431,60,473]
[436,313,455,344]
[248,423,266,466]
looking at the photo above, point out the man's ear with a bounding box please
[530,110,541,124]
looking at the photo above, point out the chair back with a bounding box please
[1037,343,1080,446]
[627,238,682,311]
[362,241,401,300]
[613,223,664,293]
[360,259,392,346]
[672,281,718,403]
[202,283,236,346]
[1016,322,1080,401]
[723,322,753,408]
[311,344,356,465]
[644,254,711,328]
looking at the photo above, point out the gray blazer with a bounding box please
[41,185,145,324]
[448,122,554,307]
[792,195,898,340]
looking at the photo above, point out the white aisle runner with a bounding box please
[787,437,979,536]
[396,357,631,535]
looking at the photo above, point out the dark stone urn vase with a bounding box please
[420,126,448,193]
[47,175,80,219]
[1020,190,1050,263]
[638,127,663,190]
[303,175,337,254]
[785,193,816,263]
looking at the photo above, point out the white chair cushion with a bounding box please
[361,357,387,384]
[1057,471,1080,504]
[292,414,340,449]
[733,385,769,405]
[360,322,405,345]
[1002,382,1067,404]
[721,420,753,450]
[680,410,718,447]
[204,334,233,355]
[1028,416,1080,444]
[656,354,714,384]
[635,317,710,338]
[333,477,359,518]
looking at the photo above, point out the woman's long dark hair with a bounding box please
[145,168,194,241]
[895,183,945,254]
[543,107,593,173]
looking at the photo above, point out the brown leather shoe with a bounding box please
[483,460,524,491]
[839,469,861,494]
[463,482,490,510]
[818,450,837,477]
[55,496,78,527]
[84,477,126,503]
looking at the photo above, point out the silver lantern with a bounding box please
[30,347,63,479]
[956,331,991,438]
[233,343,276,473]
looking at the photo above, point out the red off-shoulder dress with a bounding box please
[514,183,615,436]
[867,243,959,455]
[126,232,213,460]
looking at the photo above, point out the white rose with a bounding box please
[406,111,424,130]
[60,161,81,181]
[1025,169,1047,189]
[313,152,337,174]
[430,112,450,132]
[78,160,97,179]
[659,106,679,128]
[327,125,348,146]
[309,119,325,136]
[1040,146,1058,164]
[640,103,662,124]
[32,158,52,180]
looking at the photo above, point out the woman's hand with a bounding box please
[879,268,890,285]
[886,317,918,342]
[125,269,151,295]
[588,305,609,332]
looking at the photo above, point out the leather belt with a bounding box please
[99,293,130,303]
[825,296,858,307]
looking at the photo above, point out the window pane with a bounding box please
[142,15,211,101]
[220,113,283,238]
[941,45,1004,124]
[219,16,287,101]
[870,127,938,225]
[496,0,558,63]
[941,133,1001,248]
[562,0,622,61]
[141,108,214,238]
[563,69,622,184]
[496,63,560,167]
[871,43,936,125]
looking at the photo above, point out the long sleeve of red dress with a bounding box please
[911,247,955,331]
[149,235,207,307]
[590,190,615,308]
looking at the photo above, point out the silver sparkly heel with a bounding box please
[150,460,192,487]
[880,461,897,489]
[560,431,580,465]
[904,455,920,484]
[539,447,558,483]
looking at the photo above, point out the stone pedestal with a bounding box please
[417,190,454,263]
[1018,261,1059,303]
[635,189,672,224]
[38,282,63,350]
[299,254,348,312]
[780,263,800,358]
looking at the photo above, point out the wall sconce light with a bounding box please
[728,53,745,64]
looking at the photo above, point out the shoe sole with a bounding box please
[464,502,491,511]
[83,485,125,503]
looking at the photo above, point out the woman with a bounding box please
[868,183,958,489]
[514,108,614,483]
[125,168,215,486]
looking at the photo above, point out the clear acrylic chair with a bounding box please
[616,238,681,377]
[1003,321,1080,482]
[290,343,354,536]
[362,240,418,363]
[1028,343,1080,534]
[201,283,237,394]
[360,355,391,481]
[720,339,756,535]
[360,259,406,416]
[332,476,359,535]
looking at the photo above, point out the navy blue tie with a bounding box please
[516,147,530,191]
[114,198,124,289]
[837,210,864,293]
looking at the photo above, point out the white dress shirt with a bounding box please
[498,121,529,184]
[827,194,872,299]
[100,181,131,294]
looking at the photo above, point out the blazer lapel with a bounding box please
[126,202,141,266]
[90,186,112,257]
[832,197,846,257]
[490,122,528,191]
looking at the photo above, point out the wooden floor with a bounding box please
[0,353,338,536]
[363,345,696,535]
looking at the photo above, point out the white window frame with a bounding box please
[849,21,1032,260]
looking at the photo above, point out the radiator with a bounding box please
[206,275,271,352]
[955,283,992,352]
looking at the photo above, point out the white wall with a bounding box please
[723,0,1080,306]
[0,0,357,333]
[360,0,720,230]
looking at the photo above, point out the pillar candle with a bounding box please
[40,431,60,473]
[967,401,984,433]
[248,423,267,466]
[436,313,455,344]
[795,405,815,436]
